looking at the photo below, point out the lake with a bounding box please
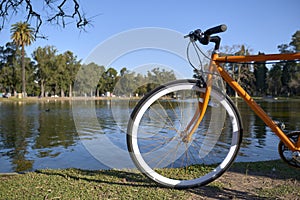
[0,98,300,173]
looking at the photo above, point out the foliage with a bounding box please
[268,31,300,96]
[0,42,21,94]
[74,62,104,96]
[33,46,57,97]
[1,30,299,98]
[113,67,177,97]
[218,30,300,97]
[1,43,178,97]
[221,45,256,96]
[254,52,268,96]
[10,22,35,97]
[10,22,35,47]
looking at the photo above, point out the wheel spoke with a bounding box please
[127,80,242,188]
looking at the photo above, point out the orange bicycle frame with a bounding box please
[183,55,216,142]
[187,52,300,151]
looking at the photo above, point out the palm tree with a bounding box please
[11,22,35,97]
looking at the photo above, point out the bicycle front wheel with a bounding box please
[127,79,243,189]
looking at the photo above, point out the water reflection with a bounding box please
[235,98,300,162]
[0,99,300,172]
[0,102,37,171]
[0,101,93,172]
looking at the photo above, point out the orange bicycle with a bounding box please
[127,24,300,189]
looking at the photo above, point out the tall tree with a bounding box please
[63,51,81,97]
[267,64,282,96]
[103,68,118,94]
[221,45,255,96]
[0,42,24,95]
[55,53,67,97]
[75,62,103,96]
[146,67,177,92]
[33,46,57,97]
[24,58,37,96]
[233,45,256,95]
[114,70,136,97]
[275,34,299,96]
[135,73,148,96]
[290,31,300,52]
[289,30,300,95]
[10,22,35,97]
[254,52,268,96]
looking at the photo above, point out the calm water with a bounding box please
[0,98,300,173]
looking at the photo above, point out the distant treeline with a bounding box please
[0,30,299,97]
[0,44,177,97]
[219,29,299,97]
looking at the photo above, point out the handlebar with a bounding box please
[185,24,227,51]
[204,24,227,36]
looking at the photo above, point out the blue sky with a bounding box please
[0,0,299,75]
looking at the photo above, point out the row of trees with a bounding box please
[0,22,177,98]
[0,22,299,98]
[222,30,300,97]
[73,62,177,97]
[0,42,177,97]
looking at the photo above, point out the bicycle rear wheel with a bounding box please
[127,79,243,189]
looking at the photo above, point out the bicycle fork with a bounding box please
[182,57,216,143]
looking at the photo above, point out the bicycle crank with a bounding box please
[278,131,300,168]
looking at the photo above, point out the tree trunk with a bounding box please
[69,84,72,97]
[61,88,65,97]
[21,44,26,97]
[40,80,45,97]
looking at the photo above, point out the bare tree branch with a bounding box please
[25,0,43,38]
[0,0,90,39]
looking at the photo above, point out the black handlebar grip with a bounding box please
[204,24,227,36]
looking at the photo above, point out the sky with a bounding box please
[0,0,299,76]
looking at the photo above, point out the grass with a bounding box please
[256,182,299,199]
[0,168,188,200]
[0,160,299,199]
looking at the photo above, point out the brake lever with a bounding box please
[184,29,202,42]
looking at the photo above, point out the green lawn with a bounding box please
[0,160,299,200]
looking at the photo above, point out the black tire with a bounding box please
[127,79,243,189]
[278,131,300,168]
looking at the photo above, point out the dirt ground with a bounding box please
[188,161,300,200]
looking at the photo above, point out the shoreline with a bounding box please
[0,159,292,175]
[0,96,140,103]
[1,96,300,103]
